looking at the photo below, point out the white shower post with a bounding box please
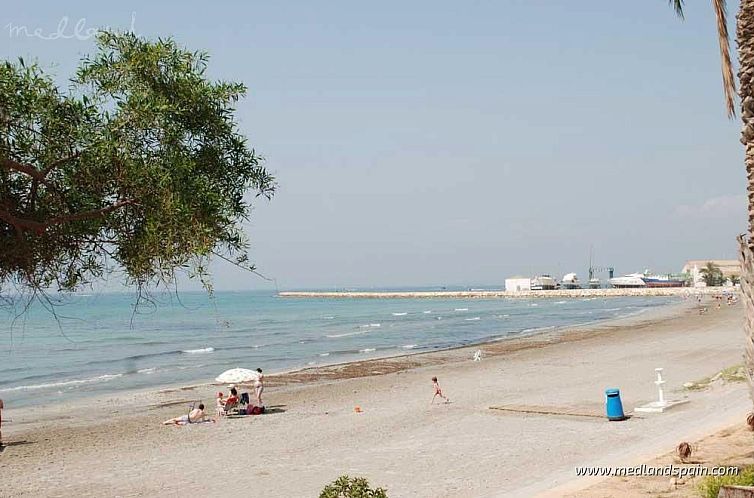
[635,366,688,413]
[654,368,666,405]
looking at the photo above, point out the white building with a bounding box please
[505,277,531,292]
[682,260,740,287]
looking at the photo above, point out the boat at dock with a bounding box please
[609,271,688,288]
[609,273,646,288]
[531,275,557,290]
[640,273,687,288]
[560,273,581,289]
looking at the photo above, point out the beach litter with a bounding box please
[354,406,363,413]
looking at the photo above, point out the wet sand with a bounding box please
[0,298,747,497]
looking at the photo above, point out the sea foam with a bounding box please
[182,347,214,354]
[0,373,124,393]
[326,330,367,338]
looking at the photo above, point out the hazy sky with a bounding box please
[2,1,746,290]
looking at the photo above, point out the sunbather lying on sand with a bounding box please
[162,403,215,425]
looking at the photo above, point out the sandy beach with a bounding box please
[0,299,749,497]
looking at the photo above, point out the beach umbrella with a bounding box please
[215,368,259,384]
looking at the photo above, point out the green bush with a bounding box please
[320,475,388,498]
[697,466,754,498]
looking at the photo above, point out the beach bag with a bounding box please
[250,405,263,415]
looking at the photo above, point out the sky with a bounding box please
[1,1,746,290]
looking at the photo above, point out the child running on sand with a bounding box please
[431,376,450,404]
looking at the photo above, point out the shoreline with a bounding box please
[1,294,684,411]
[278,287,732,299]
[205,297,688,383]
[242,296,691,386]
[4,297,690,430]
[0,297,744,497]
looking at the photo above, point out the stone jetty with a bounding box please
[278,287,733,299]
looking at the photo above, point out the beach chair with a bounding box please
[223,397,241,416]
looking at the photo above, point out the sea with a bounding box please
[0,290,676,408]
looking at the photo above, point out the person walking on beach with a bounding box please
[431,376,449,404]
[255,368,265,406]
[0,398,4,446]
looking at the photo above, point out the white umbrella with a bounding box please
[215,368,260,384]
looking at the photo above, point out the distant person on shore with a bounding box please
[431,376,450,404]
[0,398,4,446]
[162,403,214,425]
[216,392,226,416]
[255,368,265,406]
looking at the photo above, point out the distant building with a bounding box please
[505,277,531,292]
[682,260,740,287]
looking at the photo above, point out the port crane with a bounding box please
[588,266,614,280]
[586,247,613,288]
[587,265,614,288]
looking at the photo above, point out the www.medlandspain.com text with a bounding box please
[575,464,739,478]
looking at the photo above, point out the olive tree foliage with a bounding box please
[320,476,388,498]
[0,32,274,305]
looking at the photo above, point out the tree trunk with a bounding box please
[739,235,754,404]
[718,486,754,498]
[737,0,754,408]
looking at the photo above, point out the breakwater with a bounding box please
[278,287,732,299]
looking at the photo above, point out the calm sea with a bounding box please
[0,290,675,407]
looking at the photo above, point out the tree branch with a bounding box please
[210,250,274,281]
[0,199,135,232]
[1,157,51,185]
[41,152,80,177]
[2,154,80,181]
[27,153,81,210]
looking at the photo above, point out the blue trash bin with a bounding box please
[605,388,626,421]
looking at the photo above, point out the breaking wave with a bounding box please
[0,373,124,393]
[181,347,215,354]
